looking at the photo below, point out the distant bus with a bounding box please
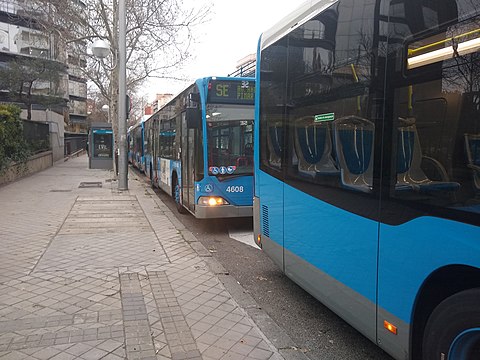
[145,76,255,218]
[128,120,145,172]
[253,1,480,359]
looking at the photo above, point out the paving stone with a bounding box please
[50,352,76,360]
[32,347,62,360]
[0,157,287,360]
[78,346,108,360]
[120,273,156,359]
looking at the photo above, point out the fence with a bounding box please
[22,120,50,154]
[64,133,87,156]
[228,60,256,78]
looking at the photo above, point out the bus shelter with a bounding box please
[88,123,113,170]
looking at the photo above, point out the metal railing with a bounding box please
[228,60,256,78]
[64,133,87,156]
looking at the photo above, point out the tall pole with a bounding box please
[118,0,128,190]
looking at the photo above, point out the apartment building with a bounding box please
[0,0,88,161]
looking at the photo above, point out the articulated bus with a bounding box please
[253,0,480,359]
[145,76,255,218]
[128,119,145,172]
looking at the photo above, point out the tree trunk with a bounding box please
[109,70,119,178]
[27,82,34,121]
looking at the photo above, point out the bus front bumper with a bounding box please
[194,204,252,219]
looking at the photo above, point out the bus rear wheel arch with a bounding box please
[411,265,480,360]
[422,288,480,360]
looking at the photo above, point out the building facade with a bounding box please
[0,0,88,161]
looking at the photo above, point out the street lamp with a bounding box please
[90,0,128,190]
[101,104,109,122]
[91,39,110,59]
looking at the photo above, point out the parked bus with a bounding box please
[253,1,480,359]
[145,76,255,218]
[128,120,145,172]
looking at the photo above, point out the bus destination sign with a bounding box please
[208,80,255,105]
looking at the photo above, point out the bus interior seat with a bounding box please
[267,124,283,167]
[396,117,460,192]
[333,115,374,193]
[294,117,338,177]
[464,133,480,192]
[235,143,253,167]
[236,156,249,167]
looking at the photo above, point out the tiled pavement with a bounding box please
[0,156,305,360]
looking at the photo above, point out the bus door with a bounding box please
[181,111,196,212]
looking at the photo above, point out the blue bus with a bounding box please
[127,120,145,172]
[253,1,480,359]
[145,76,255,218]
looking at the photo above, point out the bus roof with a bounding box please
[260,0,338,51]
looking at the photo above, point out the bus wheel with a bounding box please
[174,179,186,214]
[422,288,480,360]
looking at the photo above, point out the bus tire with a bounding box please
[422,288,480,360]
[174,178,186,214]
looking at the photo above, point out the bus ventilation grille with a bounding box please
[261,205,270,237]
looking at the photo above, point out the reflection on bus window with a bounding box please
[390,7,480,214]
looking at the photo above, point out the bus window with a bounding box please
[259,38,287,178]
[387,2,480,216]
[206,104,254,176]
[282,2,380,198]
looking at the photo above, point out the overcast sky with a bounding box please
[145,0,300,100]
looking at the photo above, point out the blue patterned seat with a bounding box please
[295,117,338,177]
[396,117,459,192]
[333,116,374,192]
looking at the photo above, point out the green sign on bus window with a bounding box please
[314,112,335,122]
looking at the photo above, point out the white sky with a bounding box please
[144,0,300,101]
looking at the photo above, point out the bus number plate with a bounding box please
[226,186,244,193]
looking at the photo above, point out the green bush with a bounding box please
[0,104,30,173]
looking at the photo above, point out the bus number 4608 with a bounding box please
[226,186,244,193]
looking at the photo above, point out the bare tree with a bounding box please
[19,0,211,173]
[0,57,67,121]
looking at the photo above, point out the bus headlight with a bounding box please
[198,196,229,206]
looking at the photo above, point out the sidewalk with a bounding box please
[0,155,302,360]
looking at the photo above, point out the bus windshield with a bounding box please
[206,104,254,176]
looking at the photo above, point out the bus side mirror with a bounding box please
[186,107,201,129]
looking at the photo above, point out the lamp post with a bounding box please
[118,0,127,190]
[91,0,128,190]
